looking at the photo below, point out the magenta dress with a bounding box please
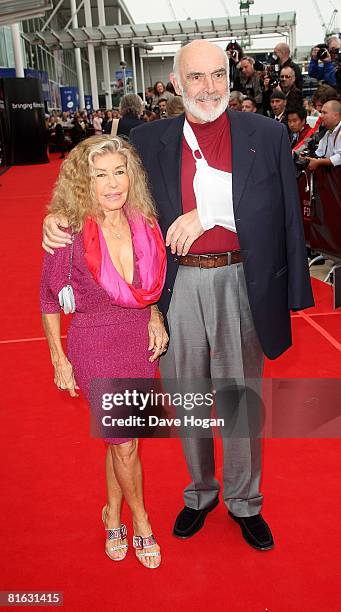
[40,232,157,443]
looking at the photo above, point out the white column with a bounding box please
[10,23,24,77]
[70,0,85,109]
[131,43,137,94]
[118,7,125,63]
[98,0,111,108]
[139,53,146,102]
[84,0,99,109]
[291,25,297,57]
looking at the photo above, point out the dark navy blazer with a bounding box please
[130,110,314,360]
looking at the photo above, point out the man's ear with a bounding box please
[169,72,183,96]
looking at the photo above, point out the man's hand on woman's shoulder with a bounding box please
[42,214,72,254]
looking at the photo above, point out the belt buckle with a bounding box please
[227,252,232,266]
[198,254,209,268]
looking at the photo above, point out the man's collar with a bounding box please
[328,119,341,134]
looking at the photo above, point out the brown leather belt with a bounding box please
[178,251,243,268]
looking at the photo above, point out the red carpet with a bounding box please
[0,155,340,611]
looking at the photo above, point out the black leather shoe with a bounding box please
[173,498,219,539]
[228,511,274,550]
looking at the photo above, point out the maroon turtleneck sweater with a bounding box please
[181,112,240,254]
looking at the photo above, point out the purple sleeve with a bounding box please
[40,246,71,313]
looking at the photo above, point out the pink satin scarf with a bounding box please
[83,215,166,308]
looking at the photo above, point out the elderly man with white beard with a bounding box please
[42,40,313,551]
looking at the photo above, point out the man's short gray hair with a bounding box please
[240,56,255,65]
[119,93,143,117]
[327,35,341,49]
[229,90,245,103]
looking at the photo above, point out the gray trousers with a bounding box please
[160,263,264,517]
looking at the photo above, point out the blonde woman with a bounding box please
[40,135,168,569]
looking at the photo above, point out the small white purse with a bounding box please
[58,233,76,315]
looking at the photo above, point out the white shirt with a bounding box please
[316,120,341,166]
[93,116,103,134]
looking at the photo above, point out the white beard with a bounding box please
[182,89,230,123]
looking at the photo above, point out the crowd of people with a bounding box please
[46,36,341,169]
[225,38,341,166]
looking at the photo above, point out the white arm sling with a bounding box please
[183,118,236,233]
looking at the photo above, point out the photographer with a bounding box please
[273,43,303,89]
[328,36,341,93]
[263,66,302,116]
[225,40,244,91]
[237,57,263,111]
[305,100,341,170]
[308,42,337,88]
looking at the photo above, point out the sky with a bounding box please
[124,0,341,47]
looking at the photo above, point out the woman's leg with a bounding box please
[103,446,127,560]
[110,439,160,568]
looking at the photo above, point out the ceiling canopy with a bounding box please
[23,12,296,49]
[0,0,52,27]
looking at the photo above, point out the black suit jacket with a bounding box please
[130,110,314,359]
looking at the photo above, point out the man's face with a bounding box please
[271,98,286,116]
[280,68,295,92]
[229,98,242,111]
[320,102,340,130]
[158,100,167,114]
[242,99,256,113]
[274,45,283,62]
[239,60,254,79]
[171,42,229,123]
[288,113,305,133]
[328,38,341,54]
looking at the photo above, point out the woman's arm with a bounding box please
[42,313,78,397]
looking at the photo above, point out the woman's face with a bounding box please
[93,152,129,213]
[156,82,164,94]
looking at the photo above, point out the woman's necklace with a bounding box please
[109,220,124,239]
[102,213,127,240]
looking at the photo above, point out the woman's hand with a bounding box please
[148,307,169,363]
[53,358,79,397]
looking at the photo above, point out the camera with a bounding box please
[226,40,240,64]
[315,44,329,61]
[261,64,279,89]
[293,137,318,176]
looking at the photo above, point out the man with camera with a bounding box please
[263,66,302,117]
[237,57,263,111]
[308,39,338,88]
[305,100,341,170]
[273,43,303,89]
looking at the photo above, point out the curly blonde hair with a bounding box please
[48,135,156,231]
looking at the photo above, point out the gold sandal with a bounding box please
[102,506,128,561]
[133,534,161,569]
